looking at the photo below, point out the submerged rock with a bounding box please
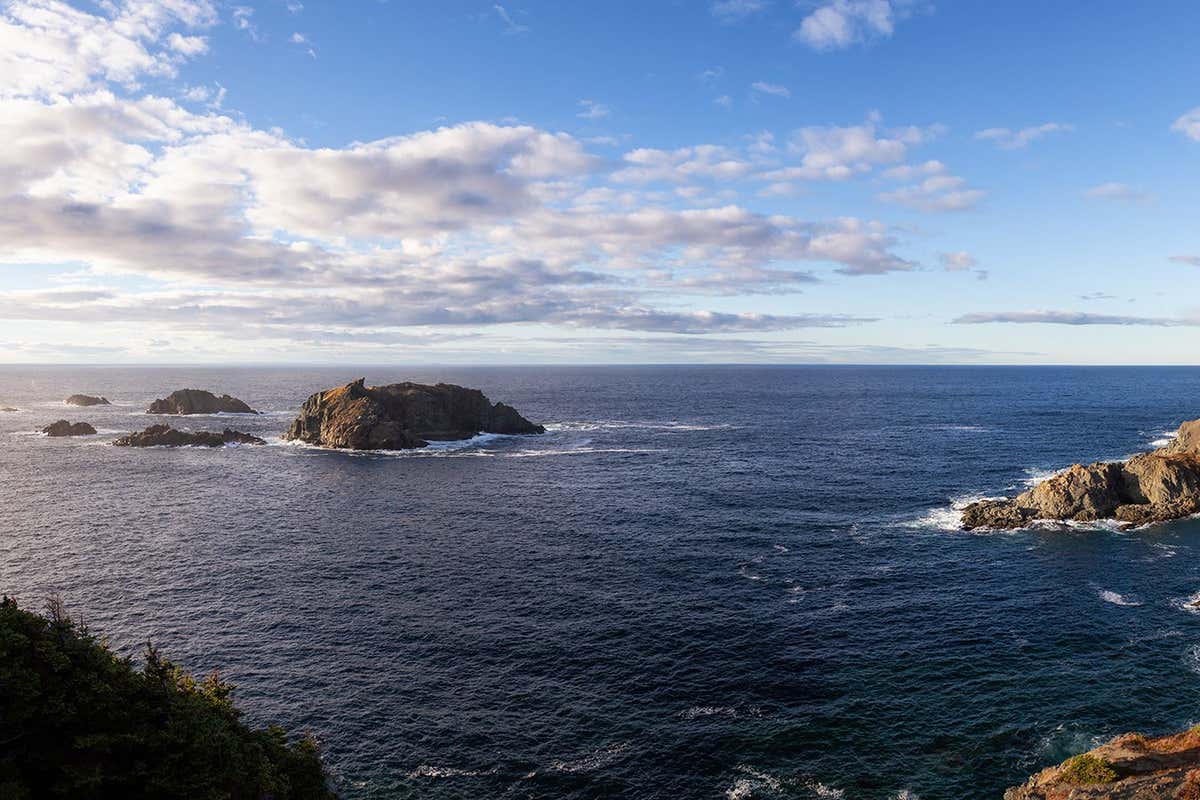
[1006,728,1200,799]
[284,378,545,450]
[962,421,1200,530]
[42,420,97,437]
[147,389,257,415]
[114,424,265,447]
[65,394,110,406]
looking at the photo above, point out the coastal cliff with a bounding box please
[284,378,544,450]
[1006,728,1200,799]
[963,419,1200,529]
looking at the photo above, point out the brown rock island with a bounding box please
[147,389,258,415]
[65,394,110,406]
[114,424,265,447]
[962,419,1200,530]
[42,420,97,437]
[284,378,545,450]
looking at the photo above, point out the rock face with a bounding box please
[42,420,97,437]
[284,379,545,450]
[65,394,110,406]
[114,424,265,447]
[1006,728,1200,799]
[962,420,1200,530]
[147,389,257,415]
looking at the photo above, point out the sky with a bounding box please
[1,0,1199,364]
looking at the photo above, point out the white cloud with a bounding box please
[715,94,733,109]
[954,311,1199,327]
[939,251,976,271]
[231,5,262,41]
[493,4,529,34]
[760,117,941,181]
[974,122,1072,149]
[878,171,985,212]
[794,0,922,51]
[576,99,610,120]
[1084,182,1148,203]
[166,31,208,55]
[750,80,790,98]
[1171,107,1200,141]
[613,145,753,184]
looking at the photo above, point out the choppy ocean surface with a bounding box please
[5,365,1200,799]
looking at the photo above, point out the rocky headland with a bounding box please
[65,394,110,406]
[962,419,1200,530]
[147,389,257,415]
[284,378,545,450]
[1006,727,1200,799]
[42,420,97,437]
[114,424,265,447]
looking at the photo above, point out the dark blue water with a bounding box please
[4,366,1200,799]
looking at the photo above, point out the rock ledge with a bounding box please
[114,424,265,447]
[42,420,97,437]
[147,389,257,415]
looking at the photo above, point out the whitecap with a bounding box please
[905,493,1006,531]
[1184,644,1200,675]
[1096,589,1142,607]
[1171,591,1200,615]
[407,764,497,779]
[547,420,734,433]
[546,742,629,774]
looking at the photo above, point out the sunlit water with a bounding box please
[5,365,1200,799]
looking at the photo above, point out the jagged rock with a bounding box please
[42,420,97,437]
[1,407,18,412]
[1006,728,1200,799]
[284,378,545,450]
[114,424,265,447]
[65,394,110,406]
[147,389,257,415]
[961,422,1200,530]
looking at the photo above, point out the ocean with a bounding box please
[4,365,1200,799]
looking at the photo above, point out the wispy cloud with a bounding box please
[494,4,529,34]
[1169,255,1200,267]
[750,80,790,98]
[954,311,1198,326]
[1084,182,1149,204]
[576,99,610,120]
[974,122,1073,149]
[711,0,769,22]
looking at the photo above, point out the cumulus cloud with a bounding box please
[953,311,1199,326]
[974,122,1073,149]
[761,117,941,181]
[793,0,922,51]
[877,161,984,211]
[0,0,939,355]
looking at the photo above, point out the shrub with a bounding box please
[1060,753,1118,784]
[0,595,335,799]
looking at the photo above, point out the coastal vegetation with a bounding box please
[0,596,333,799]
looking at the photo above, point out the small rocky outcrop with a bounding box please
[42,420,97,437]
[147,389,257,415]
[65,394,110,406]
[1006,728,1200,799]
[1,407,18,413]
[962,419,1200,530]
[284,378,545,450]
[114,424,265,447]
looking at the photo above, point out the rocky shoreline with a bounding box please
[962,419,1200,530]
[114,424,266,447]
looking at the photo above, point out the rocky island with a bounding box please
[285,378,544,450]
[962,419,1200,530]
[1007,727,1200,799]
[42,420,97,437]
[147,389,258,415]
[114,424,266,447]
[65,394,110,406]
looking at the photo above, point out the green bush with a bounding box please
[0,595,335,799]
[1060,752,1118,784]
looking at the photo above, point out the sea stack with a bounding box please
[65,394,110,406]
[962,418,1200,529]
[114,425,265,447]
[42,420,97,437]
[147,389,257,415]
[284,379,545,450]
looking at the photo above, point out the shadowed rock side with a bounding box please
[1006,728,1200,799]
[42,420,97,437]
[65,394,110,406]
[147,389,257,415]
[962,419,1200,530]
[285,378,545,450]
[1,407,18,412]
[114,424,265,447]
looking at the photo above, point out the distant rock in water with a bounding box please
[42,420,97,437]
[65,394,110,406]
[147,389,257,415]
[1,407,18,413]
[114,424,265,447]
[285,378,545,450]
[962,419,1200,530]
[1006,727,1200,799]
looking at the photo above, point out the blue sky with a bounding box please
[1,0,1198,363]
